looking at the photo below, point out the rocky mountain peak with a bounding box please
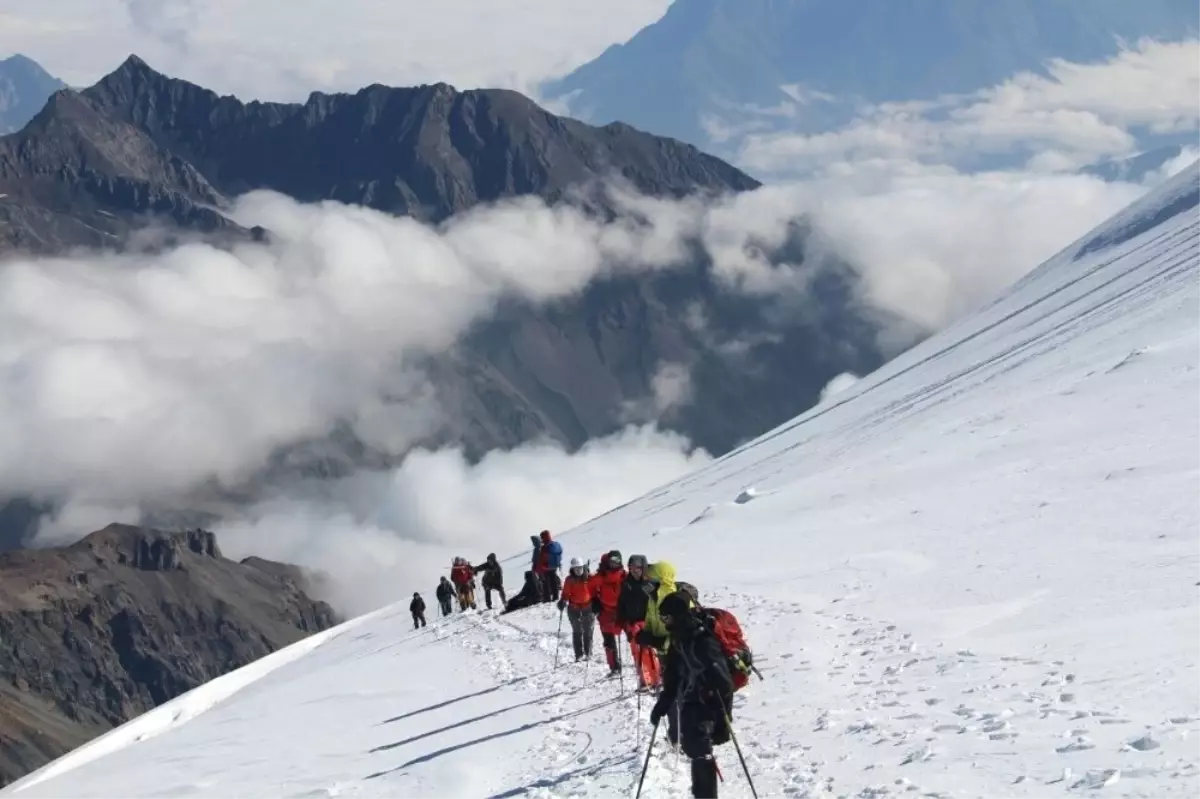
[71,523,223,572]
[0,522,339,785]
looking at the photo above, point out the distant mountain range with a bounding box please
[545,0,1199,151]
[0,54,66,134]
[0,55,900,543]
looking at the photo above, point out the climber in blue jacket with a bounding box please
[533,529,563,602]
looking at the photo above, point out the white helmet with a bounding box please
[569,557,583,569]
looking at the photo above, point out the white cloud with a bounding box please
[620,361,695,423]
[0,0,671,101]
[1,170,1148,516]
[0,165,1155,618]
[593,162,1140,335]
[814,171,1148,329]
[215,424,710,615]
[0,189,700,516]
[738,38,1200,178]
[651,363,693,414]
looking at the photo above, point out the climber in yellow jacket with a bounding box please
[615,555,677,690]
[643,560,677,642]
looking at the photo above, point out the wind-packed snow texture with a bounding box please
[5,164,1199,798]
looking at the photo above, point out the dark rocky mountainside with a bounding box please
[0,54,900,500]
[0,55,757,255]
[0,523,338,786]
[0,87,234,252]
[80,55,760,219]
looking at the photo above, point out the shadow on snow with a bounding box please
[364,697,620,781]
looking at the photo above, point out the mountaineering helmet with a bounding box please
[569,557,583,568]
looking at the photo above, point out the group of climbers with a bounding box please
[553,548,753,797]
[579,550,674,691]
[408,532,752,798]
[415,531,567,625]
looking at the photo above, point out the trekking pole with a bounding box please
[634,719,659,799]
[673,702,682,767]
[617,640,625,696]
[553,607,565,670]
[723,711,759,799]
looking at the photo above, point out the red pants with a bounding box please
[625,622,661,687]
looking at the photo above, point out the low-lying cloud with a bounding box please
[0,189,692,509]
[0,161,1165,614]
[733,38,1200,179]
[216,425,710,615]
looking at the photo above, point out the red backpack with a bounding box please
[699,607,756,691]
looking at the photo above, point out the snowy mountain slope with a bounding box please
[5,165,1198,798]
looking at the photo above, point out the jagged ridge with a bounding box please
[0,524,339,786]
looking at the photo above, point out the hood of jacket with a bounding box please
[645,561,676,592]
[642,560,678,641]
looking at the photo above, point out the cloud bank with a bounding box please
[216,425,710,615]
[734,38,1200,179]
[0,190,698,509]
[0,164,1163,612]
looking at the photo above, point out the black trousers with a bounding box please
[438,597,452,616]
[679,699,731,799]
[412,611,426,629]
[482,582,507,609]
[539,571,561,602]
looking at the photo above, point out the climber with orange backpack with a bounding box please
[647,590,735,799]
[637,581,760,752]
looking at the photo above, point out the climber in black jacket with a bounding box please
[435,577,454,616]
[409,592,427,629]
[501,571,542,614]
[649,591,735,799]
[472,553,507,610]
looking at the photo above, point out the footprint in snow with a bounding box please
[1123,733,1160,752]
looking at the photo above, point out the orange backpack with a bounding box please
[699,607,756,692]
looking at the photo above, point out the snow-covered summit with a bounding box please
[5,165,1198,798]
